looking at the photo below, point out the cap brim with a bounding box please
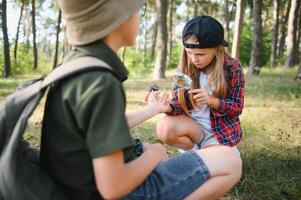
[222,40,228,47]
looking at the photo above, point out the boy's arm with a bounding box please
[126,91,171,128]
[93,143,167,199]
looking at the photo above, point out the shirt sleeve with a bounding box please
[69,72,134,158]
[168,87,186,116]
[213,59,245,117]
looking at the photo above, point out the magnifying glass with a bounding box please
[170,72,208,113]
[170,72,192,90]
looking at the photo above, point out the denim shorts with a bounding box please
[122,151,210,200]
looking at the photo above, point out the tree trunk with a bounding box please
[224,0,230,44]
[153,0,168,80]
[122,47,126,63]
[143,8,148,62]
[296,62,301,80]
[168,0,174,65]
[270,0,279,68]
[32,0,38,70]
[285,0,301,68]
[1,0,11,78]
[192,0,199,16]
[186,0,191,21]
[14,1,24,65]
[62,25,70,59]
[248,0,263,75]
[151,18,158,61]
[24,11,31,53]
[53,10,62,69]
[295,3,301,64]
[278,0,291,58]
[231,0,245,59]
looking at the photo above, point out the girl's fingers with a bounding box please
[189,89,202,93]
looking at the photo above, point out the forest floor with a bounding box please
[0,67,300,200]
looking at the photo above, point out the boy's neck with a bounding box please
[103,34,123,53]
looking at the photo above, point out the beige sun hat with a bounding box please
[58,0,147,46]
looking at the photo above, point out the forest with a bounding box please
[1,0,301,199]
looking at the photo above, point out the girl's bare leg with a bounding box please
[185,145,242,200]
[156,115,203,149]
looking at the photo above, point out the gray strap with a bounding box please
[42,56,111,88]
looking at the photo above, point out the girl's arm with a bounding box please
[168,87,186,115]
[93,143,168,199]
[190,60,245,117]
[215,60,245,117]
[126,91,171,128]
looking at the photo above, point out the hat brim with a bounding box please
[222,40,228,47]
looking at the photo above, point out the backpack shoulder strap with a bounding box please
[42,56,112,88]
[1,56,112,149]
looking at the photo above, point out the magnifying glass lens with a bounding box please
[170,72,192,90]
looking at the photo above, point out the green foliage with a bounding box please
[167,44,182,69]
[0,43,53,77]
[239,23,272,67]
[11,44,52,76]
[12,44,34,75]
[119,47,153,78]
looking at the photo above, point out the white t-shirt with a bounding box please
[191,72,211,133]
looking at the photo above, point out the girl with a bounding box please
[157,15,245,153]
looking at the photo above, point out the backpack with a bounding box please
[0,56,112,200]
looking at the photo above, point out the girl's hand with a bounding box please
[146,91,172,113]
[189,88,211,107]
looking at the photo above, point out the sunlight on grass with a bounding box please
[0,67,300,199]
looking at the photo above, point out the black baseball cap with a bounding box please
[182,15,228,48]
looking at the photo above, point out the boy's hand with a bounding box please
[147,91,172,113]
[143,143,168,161]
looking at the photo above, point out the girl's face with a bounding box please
[185,47,217,69]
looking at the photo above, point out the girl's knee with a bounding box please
[156,117,175,143]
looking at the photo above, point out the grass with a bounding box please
[1,67,300,199]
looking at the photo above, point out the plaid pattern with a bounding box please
[169,56,245,147]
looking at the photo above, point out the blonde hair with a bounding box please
[178,34,227,97]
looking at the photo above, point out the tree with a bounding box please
[278,0,291,58]
[150,18,158,61]
[224,0,230,43]
[53,9,62,69]
[191,0,199,16]
[14,0,27,65]
[31,0,38,70]
[270,0,280,67]
[1,0,11,78]
[143,6,148,62]
[231,0,245,59]
[285,0,301,68]
[295,3,301,62]
[248,0,263,75]
[167,0,174,66]
[153,0,168,80]
[296,61,301,80]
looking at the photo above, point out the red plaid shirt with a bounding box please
[169,56,245,147]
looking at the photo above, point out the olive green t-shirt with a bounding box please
[40,42,137,200]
